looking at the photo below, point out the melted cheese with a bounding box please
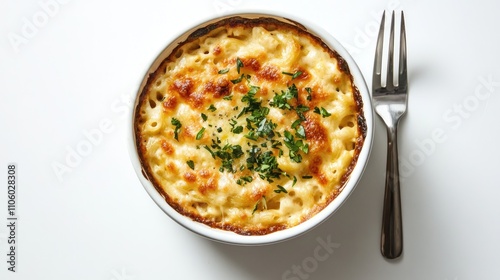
[135,17,365,235]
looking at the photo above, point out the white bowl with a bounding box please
[128,11,374,246]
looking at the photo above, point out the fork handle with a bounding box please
[381,124,403,259]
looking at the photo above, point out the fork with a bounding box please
[372,11,407,259]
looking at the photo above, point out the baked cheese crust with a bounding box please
[135,17,366,235]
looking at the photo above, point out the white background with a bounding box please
[1,0,500,279]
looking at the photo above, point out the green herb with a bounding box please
[244,131,258,141]
[208,143,244,173]
[186,160,195,170]
[291,118,306,139]
[282,71,302,79]
[305,87,313,101]
[252,197,268,214]
[295,104,310,114]
[223,95,233,100]
[203,145,215,158]
[269,84,298,110]
[246,146,283,183]
[229,119,243,134]
[295,104,310,121]
[232,126,243,134]
[218,68,230,74]
[271,139,283,149]
[314,107,332,117]
[302,175,313,179]
[208,104,217,112]
[171,118,182,141]
[201,113,208,122]
[211,137,221,149]
[291,119,301,129]
[237,176,253,186]
[292,176,297,187]
[236,57,244,74]
[274,185,288,194]
[283,130,309,163]
[244,114,276,141]
[231,74,245,84]
[255,118,276,139]
[295,125,306,139]
[196,127,205,140]
[252,201,259,214]
[237,86,262,119]
[217,127,223,133]
[247,85,259,95]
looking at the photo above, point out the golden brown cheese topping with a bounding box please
[134,17,366,235]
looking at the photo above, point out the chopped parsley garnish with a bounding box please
[232,125,243,134]
[252,202,259,214]
[246,146,283,183]
[244,131,258,141]
[295,104,310,121]
[256,118,277,139]
[237,176,253,186]
[291,119,306,139]
[237,86,262,119]
[196,127,205,140]
[218,68,229,74]
[283,130,309,163]
[302,175,313,179]
[229,119,243,134]
[305,87,313,101]
[208,104,217,112]
[251,196,267,214]
[314,106,332,117]
[253,197,267,215]
[282,71,302,80]
[274,185,288,194]
[270,84,309,127]
[231,74,245,84]
[203,142,244,173]
[269,84,297,110]
[295,125,306,139]
[186,160,195,170]
[271,139,283,150]
[236,57,244,74]
[291,119,301,129]
[247,85,259,95]
[194,75,316,193]
[171,118,182,141]
[238,86,278,142]
[203,145,215,158]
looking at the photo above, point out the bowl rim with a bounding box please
[128,9,374,246]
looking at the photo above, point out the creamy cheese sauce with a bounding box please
[135,17,365,235]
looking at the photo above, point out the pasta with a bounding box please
[134,17,366,235]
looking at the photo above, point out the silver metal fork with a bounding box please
[372,11,407,259]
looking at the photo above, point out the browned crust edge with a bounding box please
[134,16,366,236]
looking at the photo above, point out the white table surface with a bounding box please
[1,0,500,279]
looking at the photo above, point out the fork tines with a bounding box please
[372,11,407,95]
